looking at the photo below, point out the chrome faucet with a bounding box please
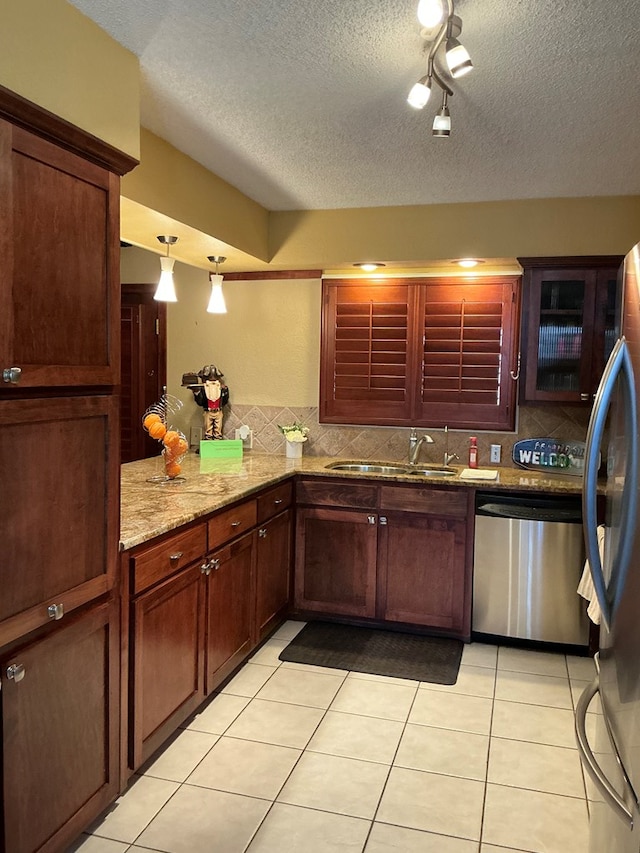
[408,428,434,465]
[443,425,459,466]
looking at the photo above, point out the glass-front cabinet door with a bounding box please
[521,258,622,404]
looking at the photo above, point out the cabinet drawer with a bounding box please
[257,481,293,523]
[296,478,378,509]
[132,525,207,595]
[380,485,468,517]
[208,500,257,549]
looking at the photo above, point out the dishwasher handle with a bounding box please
[475,502,582,523]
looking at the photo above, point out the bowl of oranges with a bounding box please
[142,408,189,481]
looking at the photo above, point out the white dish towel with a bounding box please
[577,525,606,625]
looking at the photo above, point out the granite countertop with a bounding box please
[120,452,590,551]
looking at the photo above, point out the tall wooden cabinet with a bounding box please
[0,88,136,852]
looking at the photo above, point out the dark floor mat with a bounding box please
[279,622,463,684]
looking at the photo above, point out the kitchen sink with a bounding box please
[324,462,458,477]
[325,463,411,475]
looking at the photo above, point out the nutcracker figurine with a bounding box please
[182,364,229,439]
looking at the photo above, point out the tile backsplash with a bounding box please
[221,404,591,467]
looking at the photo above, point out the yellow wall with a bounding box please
[270,197,640,269]
[121,247,320,436]
[0,0,140,159]
[121,129,269,262]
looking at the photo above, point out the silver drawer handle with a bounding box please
[210,558,220,571]
[2,367,22,384]
[47,603,64,620]
[258,528,267,538]
[230,521,241,528]
[274,499,283,505]
[200,560,212,575]
[6,663,25,682]
[169,551,183,563]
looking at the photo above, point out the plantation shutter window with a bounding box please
[320,282,414,425]
[416,278,519,430]
[320,277,520,431]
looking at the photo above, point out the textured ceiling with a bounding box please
[69,0,640,213]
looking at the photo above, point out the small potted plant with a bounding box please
[278,422,310,458]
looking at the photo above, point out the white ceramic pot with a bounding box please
[285,440,303,459]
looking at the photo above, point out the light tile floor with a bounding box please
[70,621,598,853]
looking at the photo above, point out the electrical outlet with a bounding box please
[490,444,501,463]
[235,427,253,449]
[190,426,203,448]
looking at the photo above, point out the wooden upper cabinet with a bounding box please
[320,281,416,425]
[320,277,520,430]
[519,257,622,403]
[0,120,120,390]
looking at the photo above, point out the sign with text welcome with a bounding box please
[512,438,587,476]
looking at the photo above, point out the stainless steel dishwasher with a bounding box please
[472,492,589,647]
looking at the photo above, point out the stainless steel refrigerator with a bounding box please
[576,243,640,851]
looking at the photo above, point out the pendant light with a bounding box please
[417,0,444,28]
[206,256,227,314]
[154,235,178,302]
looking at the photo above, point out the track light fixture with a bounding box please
[206,256,227,314]
[154,236,178,302]
[407,0,473,137]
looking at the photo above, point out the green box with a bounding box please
[199,439,243,459]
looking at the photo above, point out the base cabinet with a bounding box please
[295,507,377,618]
[377,512,468,631]
[205,531,254,693]
[295,478,472,638]
[131,565,205,768]
[255,509,293,643]
[1,600,119,853]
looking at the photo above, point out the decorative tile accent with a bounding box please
[221,403,591,463]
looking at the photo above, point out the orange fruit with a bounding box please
[165,461,181,478]
[143,413,161,430]
[163,430,181,448]
[176,438,189,455]
[163,445,179,461]
[148,421,167,440]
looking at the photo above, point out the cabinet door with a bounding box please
[1,600,119,853]
[524,268,597,402]
[0,121,119,390]
[206,531,254,693]
[0,395,119,647]
[131,564,205,769]
[590,267,620,394]
[377,512,468,635]
[295,508,377,618]
[255,510,292,643]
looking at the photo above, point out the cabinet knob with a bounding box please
[200,560,212,575]
[580,393,590,401]
[47,603,64,620]
[210,558,220,571]
[258,528,267,538]
[169,551,183,564]
[6,663,26,683]
[273,499,283,506]
[230,521,241,528]
[2,367,21,384]
[379,516,388,525]
[367,515,377,525]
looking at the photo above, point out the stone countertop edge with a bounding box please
[120,452,594,551]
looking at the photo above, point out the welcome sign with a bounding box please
[512,438,587,476]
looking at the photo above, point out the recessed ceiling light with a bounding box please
[455,258,484,268]
[354,263,386,272]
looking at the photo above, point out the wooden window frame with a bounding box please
[320,276,521,431]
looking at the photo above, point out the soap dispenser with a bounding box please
[469,436,478,468]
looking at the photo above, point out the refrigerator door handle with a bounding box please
[575,677,635,828]
[583,336,638,630]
